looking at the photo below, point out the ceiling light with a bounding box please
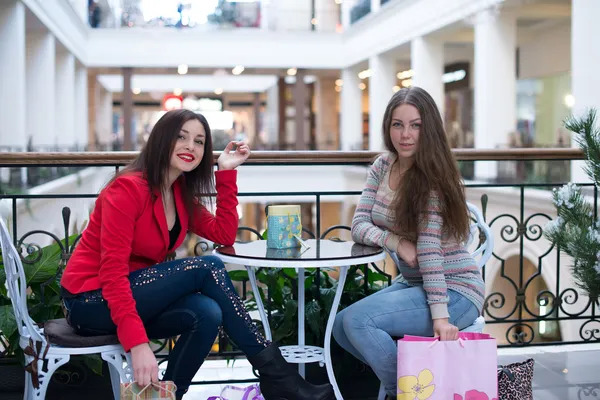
[287,68,297,76]
[397,69,414,80]
[177,64,188,75]
[214,88,224,95]
[358,69,372,79]
[564,94,575,108]
[173,88,183,96]
[335,0,342,4]
[335,86,341,92]
[401,79,412,88]
[335,79,343,86]
[392,85,400,93]
[232,65,245,75]
[132,88,141,94]
[359,82,366,90]
[311,18,317,25]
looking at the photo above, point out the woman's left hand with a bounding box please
[217,141,251,170]
[433,318,459,341]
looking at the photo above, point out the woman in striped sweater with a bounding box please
[333,87,485,399]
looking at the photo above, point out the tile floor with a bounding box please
[498,343,600,400]
[181,343,600,399]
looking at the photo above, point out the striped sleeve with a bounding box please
[351,156,402,251]
[416,192,449,319]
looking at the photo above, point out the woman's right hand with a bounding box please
[130,343,159,388]
[396,239,418,268]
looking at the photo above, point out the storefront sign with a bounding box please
[162,94,183,111]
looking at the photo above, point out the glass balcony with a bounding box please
[89,0,341,32]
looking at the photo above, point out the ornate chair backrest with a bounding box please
[0,218,45,345]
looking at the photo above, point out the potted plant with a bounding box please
[0,207,110,398]
[228,261,389,399]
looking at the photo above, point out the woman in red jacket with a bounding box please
[60,109,333,400]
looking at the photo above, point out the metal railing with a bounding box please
[0,149,597,388]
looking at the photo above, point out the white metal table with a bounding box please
[214,239,385,400]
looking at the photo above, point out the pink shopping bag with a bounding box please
[397,332,498,400]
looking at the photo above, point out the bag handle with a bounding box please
[207,384,263,400]
[497,366,516,381]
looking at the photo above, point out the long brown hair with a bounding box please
[383,87,469,242]
[110,109,215,215]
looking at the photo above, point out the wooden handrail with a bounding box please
[0,148,584,166]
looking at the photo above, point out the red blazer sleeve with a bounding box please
[99,177,149,352]
[190,169,239,246]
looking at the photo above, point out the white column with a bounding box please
[341,0,351,31]
[260,0,269,30]
[95,85,113,149]
[371,0,381,13]
[75,63,88,151]
[315,77,339,150]
[55,50,76,149]
[340,66,363,150]
[571,0,600,183]
[411,36,444,115]
[0,1,26,149]
[26,32,55,150]
[473,8,516,180]
[265,83,279,147]
[315,0,339,32]
[369,54,396,151]
[68,0,89,25]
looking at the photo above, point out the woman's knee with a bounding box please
[187,295,223,329]
[332,309,347,343]
[198,255,226,271]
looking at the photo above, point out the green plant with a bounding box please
[544,108,600,300]
[0,234,102,374]
[228,263,389,346]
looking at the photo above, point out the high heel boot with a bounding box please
[248,343,335,400]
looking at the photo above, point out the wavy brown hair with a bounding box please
[383,86,469,242]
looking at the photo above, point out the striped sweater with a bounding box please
[351,153,485,319]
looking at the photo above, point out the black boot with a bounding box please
[248,343,335,400]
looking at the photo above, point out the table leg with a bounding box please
[324,265,348,400]
[246,265,272,341]
[298,267,305,378]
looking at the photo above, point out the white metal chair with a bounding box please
[0,218,133,400]
[377,202,494,399]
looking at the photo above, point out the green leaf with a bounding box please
[82,354,104,376]
[0,267,6,297]
[282,268,297,279]
[227,270,249,281]
[319,287,337,313]
[367,271,388,284]
[0,305,17,339]
[305,300,322,338]
[23,244,62,285]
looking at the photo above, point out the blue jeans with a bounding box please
[332,282,480,397]
[63,255,269,398]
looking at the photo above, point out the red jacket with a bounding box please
[61,170,239,352]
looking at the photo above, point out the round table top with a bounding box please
[213,239,385,268]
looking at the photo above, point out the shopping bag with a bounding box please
[207,384,265,400]
[120,381,177,399]
[266,205,305,249]
[397,332,498,400]
[497,358,534,400]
